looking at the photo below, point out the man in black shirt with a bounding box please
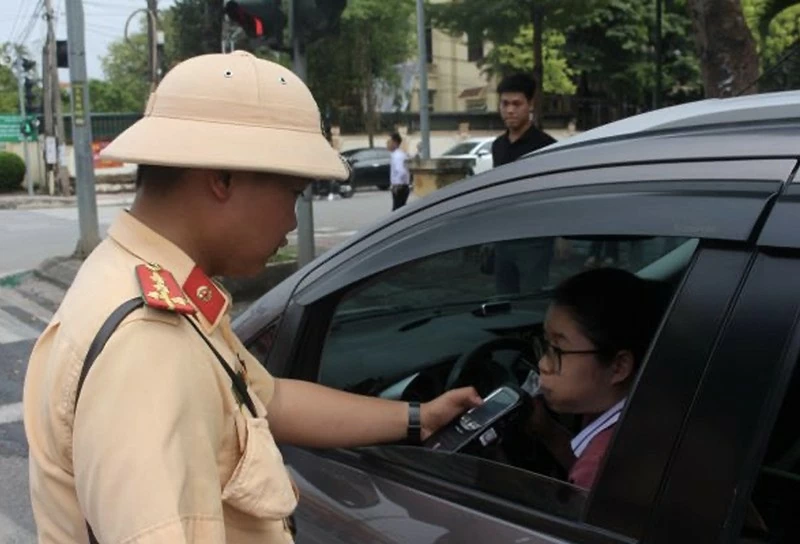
[488,73,556,294]
[492,73,556,167]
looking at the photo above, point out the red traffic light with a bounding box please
[224,1,285,40]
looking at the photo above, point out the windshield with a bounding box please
[442,142,480,156]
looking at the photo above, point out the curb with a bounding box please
[28,255,299,303]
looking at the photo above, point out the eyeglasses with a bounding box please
[532,336,601,374]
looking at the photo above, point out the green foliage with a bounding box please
[565,0,701,105]
[100,33,154,113]
[488,27,576,94]
[0,43,36,114]
[0,151,26,193]
[743,0,800,91]
[168,0,224,62]
[88,79,145,113]
[307,0,416,131]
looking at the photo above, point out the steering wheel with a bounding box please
[445,336,538,397]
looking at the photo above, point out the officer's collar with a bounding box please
[108,211,230,332]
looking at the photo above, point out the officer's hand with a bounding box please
[421,387,483,440]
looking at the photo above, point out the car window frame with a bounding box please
[670,249,800,544]
[258,162,786,538]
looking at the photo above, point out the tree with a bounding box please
[0,43,37,114]
[168,0,225,64]
[686,0,761,97]
[428,0,605,126]
[88,80,145,113]
[743,0,800,92]
[564,0,701,109]
[307,0,415,146]
[100,33,153,112]
[487,27,576,95]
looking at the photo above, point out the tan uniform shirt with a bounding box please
[23,211,297,544]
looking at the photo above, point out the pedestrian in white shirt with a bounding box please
[387,132,411,211]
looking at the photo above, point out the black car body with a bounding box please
[234,91,800,543]
[341,147,392,191]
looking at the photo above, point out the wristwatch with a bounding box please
[407,401,422,445]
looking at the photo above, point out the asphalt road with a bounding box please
[0,188,398,278]
[0,187,401,542]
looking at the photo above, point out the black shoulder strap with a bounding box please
[75,297,145,411]
[74,298,258,544]
[75,297,143,544]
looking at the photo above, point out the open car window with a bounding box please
[316,234,697,524]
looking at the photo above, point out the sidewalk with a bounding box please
[0,191,134,211]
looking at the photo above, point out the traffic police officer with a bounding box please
[23,51,481,544]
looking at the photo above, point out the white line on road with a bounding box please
[0,402,23,425]
[0,309,41,344]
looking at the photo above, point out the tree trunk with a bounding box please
[686,0,760,97]
[531,4,545,128]
[361,29,376,148]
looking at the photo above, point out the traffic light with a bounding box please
[23,77,37,113]
[224,0,287,47]
[56,40,69,68]
[19,117,38,139]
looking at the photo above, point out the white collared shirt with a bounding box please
[390,148,410,185]
[571,398,627,457]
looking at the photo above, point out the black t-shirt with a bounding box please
[491,124,556,167]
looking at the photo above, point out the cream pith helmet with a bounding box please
[100,50,348,181]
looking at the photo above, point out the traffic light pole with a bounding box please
[290,0,315,266]
[65,0,100,258]
[14,59,33,196]
[415,0,430,159]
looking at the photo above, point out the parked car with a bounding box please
[234,90,800,544]
[440,136,496,174]
[341,147,392,191]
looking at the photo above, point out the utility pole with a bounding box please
[43,0,70,196]
[290,0,315,266]
[654,0,663,109]
[146,0,159,92]
[415,0,430,159]
[14,59,33,196]
[65,0,100,257]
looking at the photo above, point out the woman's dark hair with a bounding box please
[552,267,670,369]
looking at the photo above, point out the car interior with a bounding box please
[317,236,697,482]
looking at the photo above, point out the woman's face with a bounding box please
[537,304,631,415]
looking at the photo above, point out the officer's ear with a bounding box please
[208,170,233,202]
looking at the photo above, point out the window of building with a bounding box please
[468,33,484,62]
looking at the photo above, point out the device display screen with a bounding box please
[458,387,520,431]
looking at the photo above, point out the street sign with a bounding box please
[0,115,23,143]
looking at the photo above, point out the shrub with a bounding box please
[0,151,25,193]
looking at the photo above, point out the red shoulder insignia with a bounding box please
[136,264,196,315]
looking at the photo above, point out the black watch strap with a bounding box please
[407,401,422,445]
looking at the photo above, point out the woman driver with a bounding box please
[526,267,668,489]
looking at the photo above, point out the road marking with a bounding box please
[0,288,53,325]
[0,509,35,544]
[0,308,41,344]
[0,402,23,425]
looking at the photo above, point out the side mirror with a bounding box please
[477,149,490,157]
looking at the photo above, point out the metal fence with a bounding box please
[57,96,644,143]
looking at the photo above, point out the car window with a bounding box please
[443,142,479,156]
[476,141,493,154]
[739,353,800,543]
[317,234,694,522]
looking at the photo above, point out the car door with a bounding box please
[473,141,494,174]
[243,159,794,543]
